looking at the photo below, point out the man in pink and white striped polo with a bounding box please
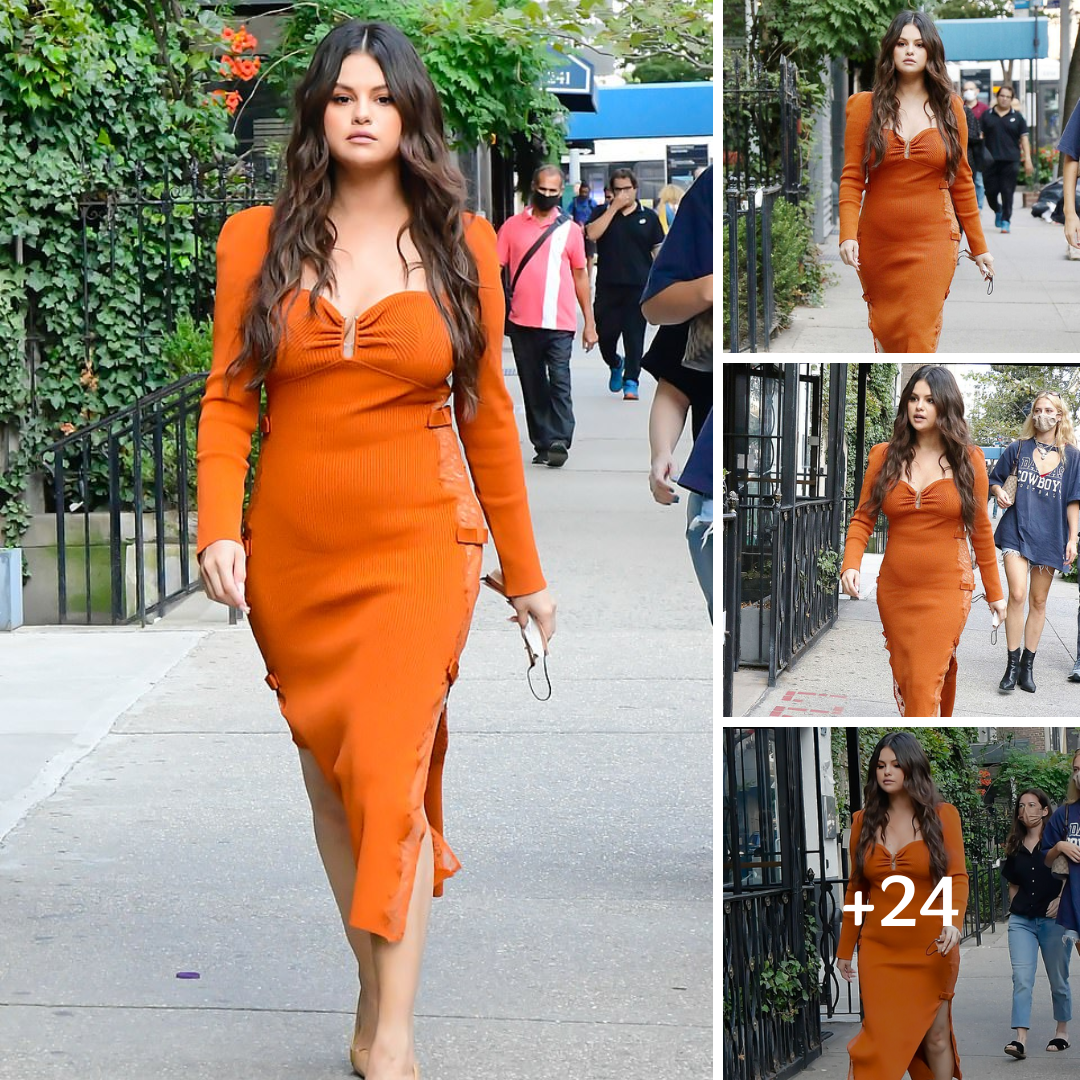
[496,165,598,468]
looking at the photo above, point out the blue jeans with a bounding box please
[1009,914,1072,1028]
[974,170,985,209]
[686,492,713,623]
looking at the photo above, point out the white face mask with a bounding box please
[1034,413,1059,433]
[963,89,977,102]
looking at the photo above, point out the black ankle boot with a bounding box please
[1018,648,1037,693]
[1000,647,1022,691]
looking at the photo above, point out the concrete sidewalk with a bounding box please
[741,509,1080,716]
[805,922,1078,1079]
[0,334,712,1079]
[772,194,1080,353]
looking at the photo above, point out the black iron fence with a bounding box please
[723,54,803,353]
[41,375,206,626]
[29,158,277,625]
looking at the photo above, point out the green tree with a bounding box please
[753,0,897,73]
[967,365,1080,445]
[929,0,1009,18]
[626,54,704,84]
[845,364,897,499]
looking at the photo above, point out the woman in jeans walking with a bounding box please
[1002,788,1070,1058]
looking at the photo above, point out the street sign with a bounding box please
[543,46,594,95]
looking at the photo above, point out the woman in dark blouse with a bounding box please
[1002,788,1071,1058]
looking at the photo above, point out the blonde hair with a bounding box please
[657,184,684,207]
[1019,392,1078,453]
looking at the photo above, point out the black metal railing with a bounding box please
[725,183,780,353]
[724,883,823,1080]
[41,375,208,626]
[842,496,889,554]
[723,488,741,717]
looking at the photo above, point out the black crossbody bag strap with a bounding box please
[510,212,570,293]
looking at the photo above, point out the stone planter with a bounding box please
[0,548,23,630]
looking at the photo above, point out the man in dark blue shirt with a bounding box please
[570,182,598,283]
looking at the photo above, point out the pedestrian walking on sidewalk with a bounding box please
[836,732,969,1080]
[195,20,557,1080]
[982,85,1034,234]
[1056,98,1080,260]
[641,165,713,621]
[961,81,987,208]
[1002,787,1071,1060]
[987,393,1080,693]
[569,181,598,283]
[841,365,1005,717]
[838,11,994,352]
[585,168,664,400]
[497,165,597,468]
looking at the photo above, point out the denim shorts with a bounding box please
[1001,549,1056,574]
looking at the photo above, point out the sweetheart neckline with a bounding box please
[297,286,432,326]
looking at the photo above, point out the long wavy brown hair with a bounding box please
[864,364,977,534]
[1003,788,1053,857]
[854,732,949,888]
[863,10,963,185]
[228,20,484,413]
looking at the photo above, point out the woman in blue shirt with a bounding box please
[988,392,1080,693]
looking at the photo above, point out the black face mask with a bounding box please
[532,191,561,212]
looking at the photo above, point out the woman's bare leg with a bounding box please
[921,999,956,1080]
[298,749,379,1055]
[366,823,434,1080]
[1024,566,1054,651]
[1003,553,1029,651]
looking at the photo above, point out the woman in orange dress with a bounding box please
[838,11,994,351]
[841,365,1005,717]
[195,21,556,1080]
[836,732,970,1080]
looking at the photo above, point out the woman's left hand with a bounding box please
[974,252,994,281]
[934,924,962,956]
[1067,539,1077,568]
[509,587,557,646]
[988,598,1007,626]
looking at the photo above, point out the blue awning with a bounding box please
[565,82,714,141]
[938,17,1050,61]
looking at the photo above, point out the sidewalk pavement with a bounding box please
[804,921,1077,1079]
[0,333,712,1079]
[740,508,1080,717]
[772,195,1080,353]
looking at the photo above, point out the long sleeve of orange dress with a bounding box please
[842,442,1002,717]
[196,206,546,941]
[838,91,989,352]
[838,804,969,1080]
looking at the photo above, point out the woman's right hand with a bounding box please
[839,239,861,271]
[841,568,861,598]
[837,958,855,982]
[649,453,680,506]
[994,485,1013,510]
[198,539,249,613]
[1066,212,1080,249]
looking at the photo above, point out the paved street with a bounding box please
[739,505,1080,716]
[0,333,713,1079]
[804,921,1079,1079]
[772,193,1080,352]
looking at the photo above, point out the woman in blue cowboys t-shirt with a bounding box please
[988,392,1080,693]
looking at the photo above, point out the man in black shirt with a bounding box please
[585,168,664,400]
[982,85,1034,234]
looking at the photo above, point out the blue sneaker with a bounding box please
[995,210,1003,229]
[608,355,624,393]
[623,380,639,401]
[1002,220,1011,234]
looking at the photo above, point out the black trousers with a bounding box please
[593,283,647,384]
[985,160,1020,223]
[507,325,575,453]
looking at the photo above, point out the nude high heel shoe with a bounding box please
[350,993,369,1078]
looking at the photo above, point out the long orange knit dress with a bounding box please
[839,92,988,352]
[838,803,970,1080]
[841,442,1003,717]
[196,205,546,941]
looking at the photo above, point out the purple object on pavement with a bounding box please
[176,972,201,979]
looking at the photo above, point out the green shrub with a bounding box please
[721,196,827,350]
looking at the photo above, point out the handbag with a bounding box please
[682,307,713,373]
[1000,441,1021,503]
[502,211,570,334]
[1053,803,1074,880]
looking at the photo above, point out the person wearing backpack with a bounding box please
[496,166,597,467]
